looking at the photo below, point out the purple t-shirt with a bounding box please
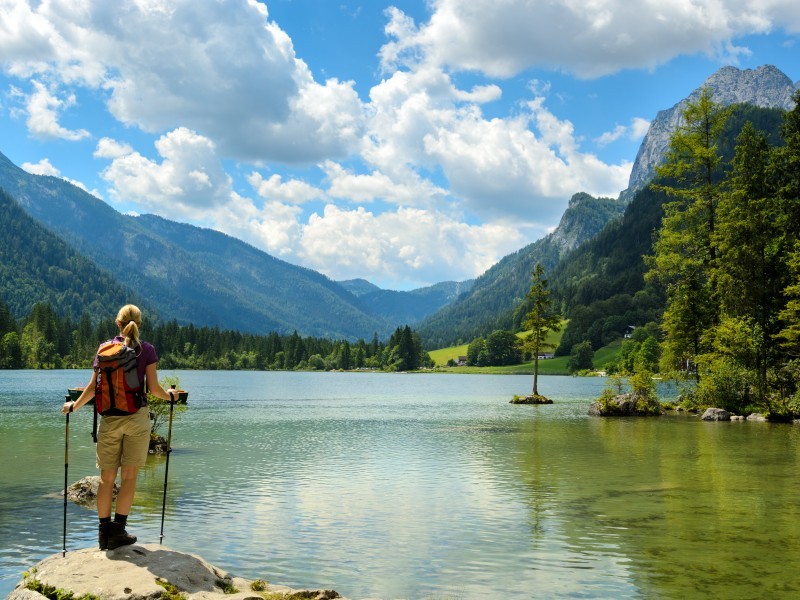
[94,336,158,391]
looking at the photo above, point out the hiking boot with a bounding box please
[106,521,137,550]
[98,522,110,550]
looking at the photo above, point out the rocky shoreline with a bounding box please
[11,544,344,600]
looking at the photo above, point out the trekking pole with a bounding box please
[159,389,176,544]
[63,396,72,557]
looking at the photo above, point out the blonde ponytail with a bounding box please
[116,304,142,348]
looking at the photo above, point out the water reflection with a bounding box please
[1,371,799,599]
[505,414,800,599]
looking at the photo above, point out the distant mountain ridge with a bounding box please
[621,64,798,201]
[339,279,382,297]
[339,279,476,326]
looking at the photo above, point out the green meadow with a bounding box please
[427,323,622,376]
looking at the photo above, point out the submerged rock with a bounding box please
[64,476,118,508]
[747,413,768,422]
[701,408,731,421]
[12,544,343,600]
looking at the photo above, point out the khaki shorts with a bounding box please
[96,408,151,471]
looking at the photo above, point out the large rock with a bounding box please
[65,476,119,508]
[701,408,731,421]
[149,435,169,454]
[12,544,342,600]
[747,413,768,422]
[588,392,664,417]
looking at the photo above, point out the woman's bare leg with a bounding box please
[115,464,140,516]
[97,468,118,519]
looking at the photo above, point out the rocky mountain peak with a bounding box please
[620,64,797,201]
[549,192,623,254]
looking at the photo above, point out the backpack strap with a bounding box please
[91,346,103,443]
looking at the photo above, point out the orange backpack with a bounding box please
[94,341,146,415]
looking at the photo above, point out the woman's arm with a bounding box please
[61,371,97,415]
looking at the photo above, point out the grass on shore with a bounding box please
[436,355,571,375]
[592,338,623,369]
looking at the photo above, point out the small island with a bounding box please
[510,393,553,405]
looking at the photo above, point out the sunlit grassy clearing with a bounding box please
[427,321,567,367]
[426,324,623,376]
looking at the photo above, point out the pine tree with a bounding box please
[777,244,800,358]
[715,121,785,400]
[521,264,561,396]
[0,299,16,337]
[647,89,733,378]
[772,90,800,236]
[774,94,800,360]
[772,92,800,360]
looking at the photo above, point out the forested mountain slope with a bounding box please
[0,151,392,339]
[0,187,135,320]
[417,192,625,348]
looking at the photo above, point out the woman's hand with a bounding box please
[61,401,75,415]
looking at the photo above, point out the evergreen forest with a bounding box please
[548,94,800,417]
[0,299,431,373]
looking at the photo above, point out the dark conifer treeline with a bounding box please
[643,92,800,415]
[0,300,431,372]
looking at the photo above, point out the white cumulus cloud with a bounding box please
[94,137,133,159]
[322,161,448,206]
[248,172,323,204]
[595,117,652,147]
[1,0,364,162]
[363,66,630,226]
[21,156,100,196]
[99,128,234,217]
[296,204,525,286]
[21,157,60,176]
[22,80,90,141]
[381,0,800,78]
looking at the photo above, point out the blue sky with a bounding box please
[1,1,798,290]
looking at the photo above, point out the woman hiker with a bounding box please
[61,304,182,550]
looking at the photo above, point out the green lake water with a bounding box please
[1,370,799,599]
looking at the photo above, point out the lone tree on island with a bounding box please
[514,263,561,403]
